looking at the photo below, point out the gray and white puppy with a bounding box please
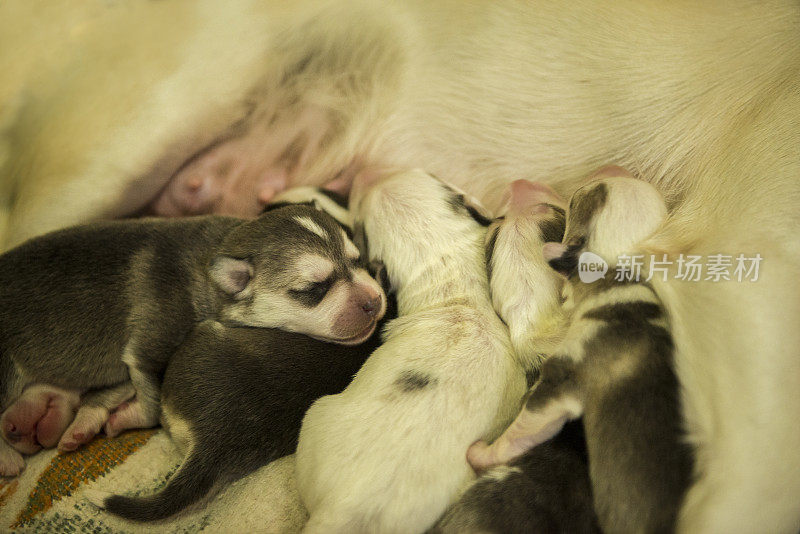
[468,176,694,534]
[0,204,385,476]
[85,187,392,522]
[89,310,392,523]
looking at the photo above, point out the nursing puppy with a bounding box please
[0,205,384,476]
[434,178,598,533]
[484,178,568,369]
[469,176,694,533]
[4,3,800,530]
[435,421,599,534]
[295,170,526,533]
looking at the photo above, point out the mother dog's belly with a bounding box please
[4,0,800,252]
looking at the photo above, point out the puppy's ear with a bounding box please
[210,256,253,296]
[543,240,582,277]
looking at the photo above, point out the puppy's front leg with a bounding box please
[468,358,582,471]
[103,361,160,438]
[59,382,136,451]
[0,438,24,477]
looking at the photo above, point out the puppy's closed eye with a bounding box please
[290,276,335,306]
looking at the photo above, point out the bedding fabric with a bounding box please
[0,431,306,533]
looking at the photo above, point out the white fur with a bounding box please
[578,177,668,264]
[3,2,800,530]
[292,254,334,284]
[273,186,354,229]
[293,216,329,241]
[295,170,526,533]
[486,185,568,368]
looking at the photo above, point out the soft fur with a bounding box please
[0,205,384,475]
[434,421,598,534]
[469,176,694,533]
[435,178,596,533]
[295,170,526,533]
[483,179,569,369]
[91,317,388,522]
[3,2,800,530]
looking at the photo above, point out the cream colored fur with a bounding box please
[295,170,526,533]
[2,2,800,531]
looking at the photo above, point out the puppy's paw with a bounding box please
[0,445,25,477]
[466,440,494,472]
[58,406,108,452]
[104,400,155,438]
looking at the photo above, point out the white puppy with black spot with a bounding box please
[295,169,526,534]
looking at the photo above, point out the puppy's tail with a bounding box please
[95,450,222,522]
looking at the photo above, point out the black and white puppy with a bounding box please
[435,420,599,534]
[295,170,527,533]
[469,176,694,534]
[0,203,385,476]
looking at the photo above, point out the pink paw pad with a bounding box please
[0,385,80,454]
[0,444,25,477]
[104,401,153,438]
[58,406,109,452]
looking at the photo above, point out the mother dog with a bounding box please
[2,1,799,531]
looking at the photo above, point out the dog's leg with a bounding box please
[0,384,81,454]
[0,438,24,477]
[104,360,160,438]
[58,382,136,451]
[468,358,583,471]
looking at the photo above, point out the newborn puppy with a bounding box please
[484,179,568,369]
[468,176,694,533]
[434,179,598,533]
[86,187,391,521]
[89,314,391,522]
[5,187,362,462]
[295,170,526,533]
[0,205,384,476]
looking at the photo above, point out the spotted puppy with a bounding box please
[468,176,694,533]
[295,169,527,533]
[0,204,384,476]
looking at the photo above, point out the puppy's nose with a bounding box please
[361,297,380,317]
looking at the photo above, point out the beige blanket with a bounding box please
[0,430,307,533]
